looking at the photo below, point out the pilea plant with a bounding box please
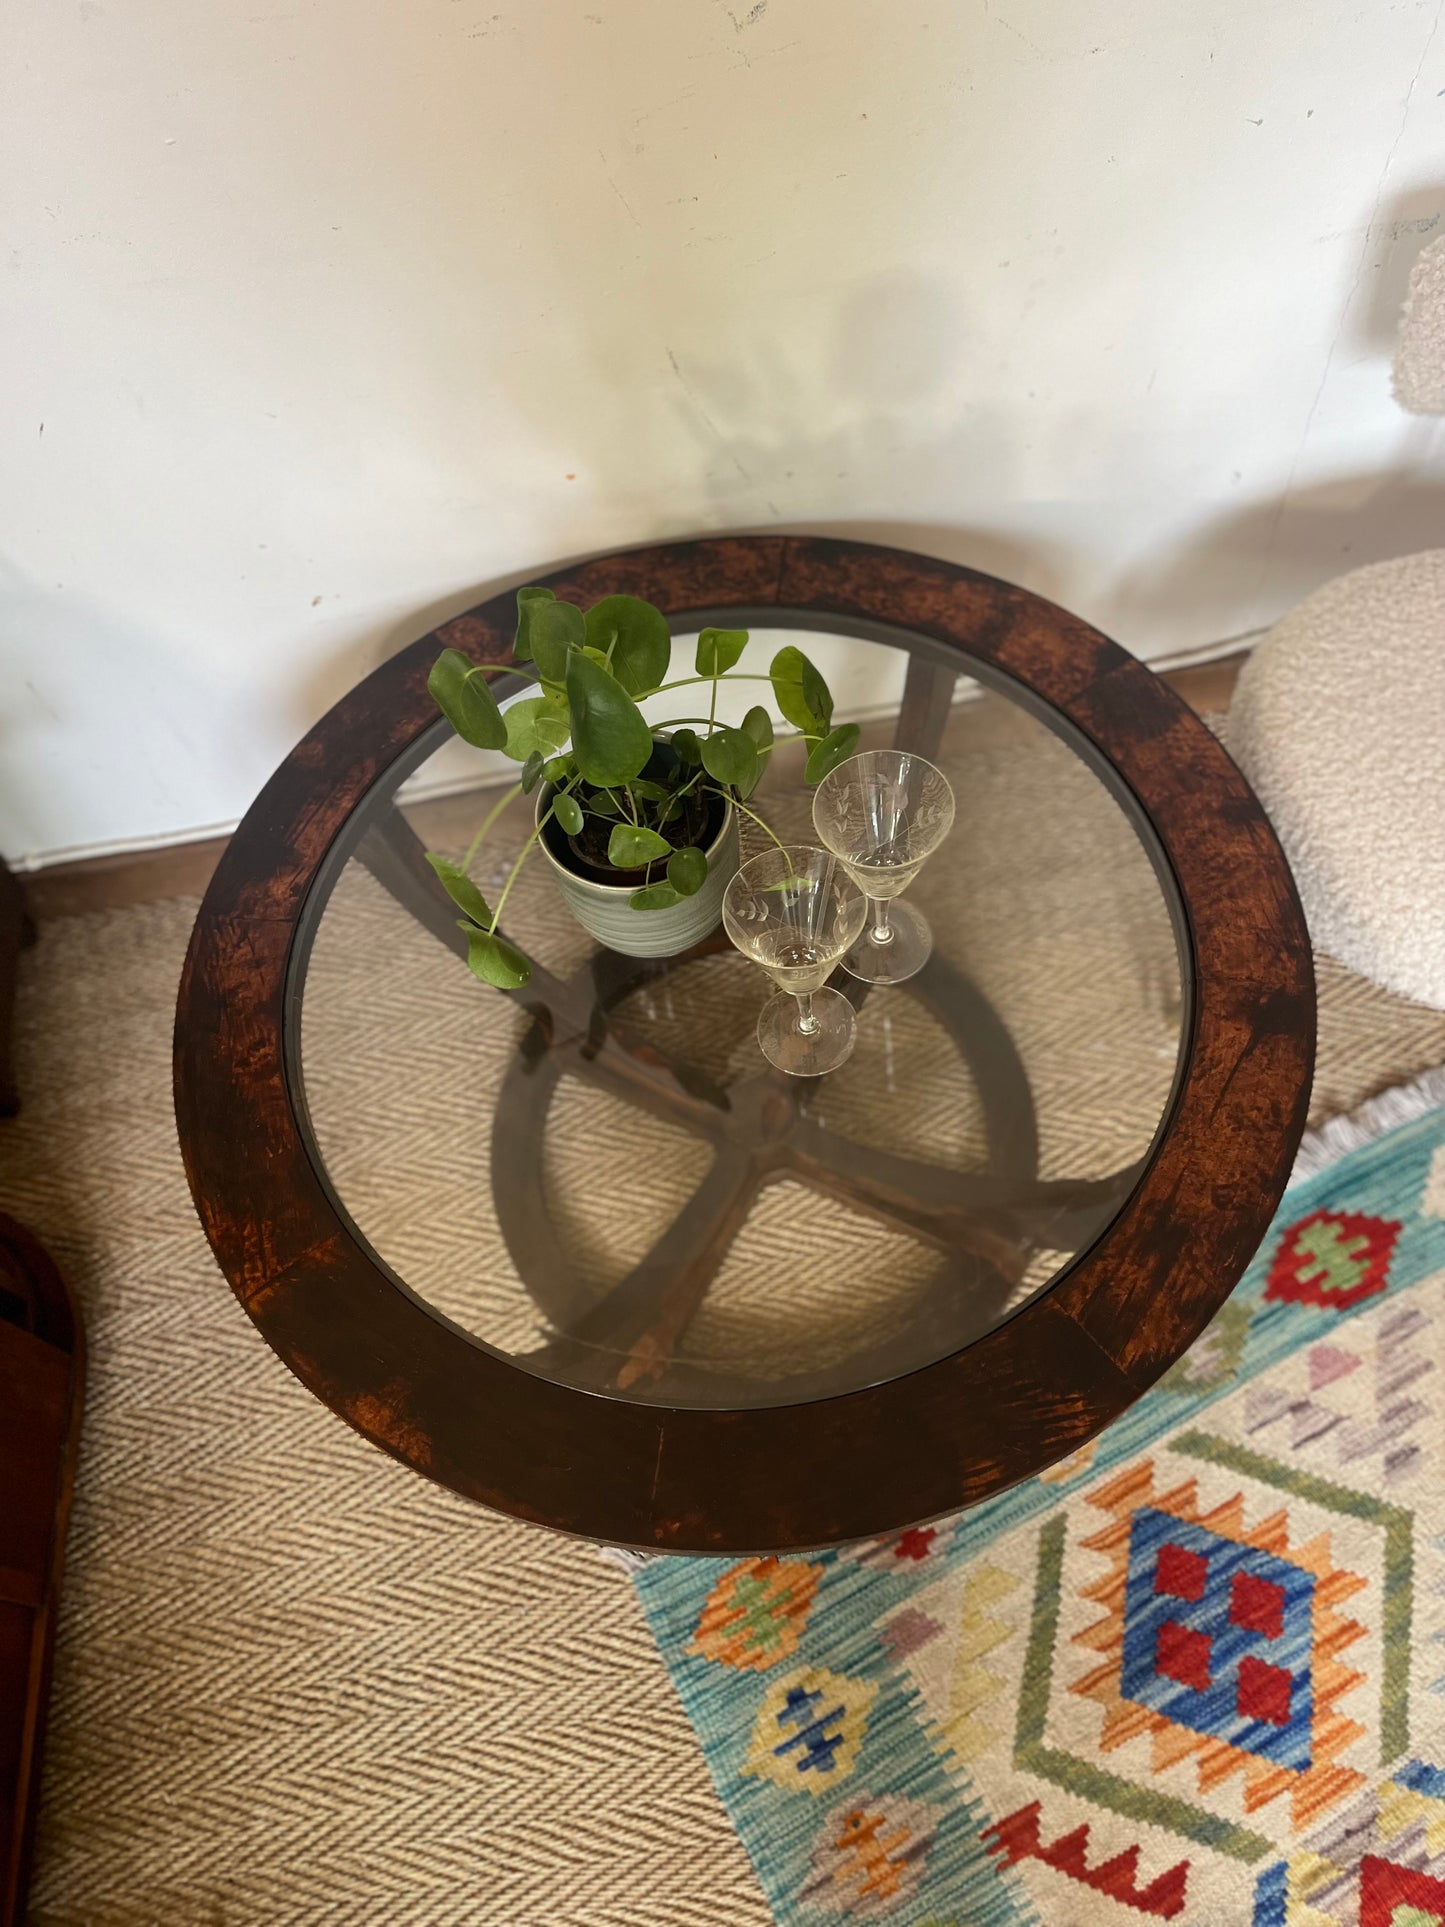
[424,587,859,988]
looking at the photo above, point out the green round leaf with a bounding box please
[629,777,671,803]
[464,928,532,989]
[667,846,708,897]
[586,788,621,816]
[607,822,672,870]
[740,705,774,750]
[552,793,584,835]
[695,627,748,678]
[700,725,759,791]
[566,651,654,787]
[584,594,672,696]
[520,750,545,793]
[524,598,585,683]
[737,705,774,796]
[502,690,570,762]
[425,851,491,928]
[513,585,555,662]
[542,755,573,783]
[630,880,683,912]
[427,648,507,750]
[769,645,834,737]
[805,721,861,785]
[670,726,702,766]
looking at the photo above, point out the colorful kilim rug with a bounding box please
[634,1099,1445,1925]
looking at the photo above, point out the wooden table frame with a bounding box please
[174,536,1315,1553]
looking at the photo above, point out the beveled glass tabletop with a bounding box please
[293,623,1188,1410]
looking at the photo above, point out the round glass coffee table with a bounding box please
[174,537,1314,1553]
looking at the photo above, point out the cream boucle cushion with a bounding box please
[1394,232,1445,414]
[1228,550,1445,1011]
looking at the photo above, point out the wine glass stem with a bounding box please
[795,991,819,1036]
[868,897,894,946]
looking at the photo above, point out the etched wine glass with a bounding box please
[722,845,868,1076]
[811,750,956,984]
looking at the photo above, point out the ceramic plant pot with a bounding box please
[536,786,740,959]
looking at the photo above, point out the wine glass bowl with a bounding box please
[722,845,868,1076]
[811,750,956,984]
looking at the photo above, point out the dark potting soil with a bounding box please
[541,782,727,888]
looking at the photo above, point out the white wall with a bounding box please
[4,0,1443,865]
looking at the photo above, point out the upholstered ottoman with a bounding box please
[1228,550,1445,1011]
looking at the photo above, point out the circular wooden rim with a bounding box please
[174,535,1315,1552]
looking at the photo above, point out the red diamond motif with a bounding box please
[1265,1209,1401,1312]
[1155,1543,1207,1601]
[1155,1620,1212,1691]
[1230,1572,1285,1639]
[1236,1655,1292,1725]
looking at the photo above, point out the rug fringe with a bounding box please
[1289,1063,1445,1184]
[596,1546,655,1576]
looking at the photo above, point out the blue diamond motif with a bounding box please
[1119,1508,1316,1768]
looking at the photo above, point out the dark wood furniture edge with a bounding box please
[173,534,1314,1553]
[0,1216,85,1927]
[0,860,35,1120]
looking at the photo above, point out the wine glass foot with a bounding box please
[843,898,934,985]
[757,987,857,1077]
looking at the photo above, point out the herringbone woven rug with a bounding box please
[4,730,1445,1920]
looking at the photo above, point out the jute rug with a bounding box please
[635,1084,1445,1925]
[4,714,1445,1919]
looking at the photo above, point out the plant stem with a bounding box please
[719,791,791,861]
[487,812,550,936]
[468,662,544,688]
[643,674,776,698]
[464,782,522,871]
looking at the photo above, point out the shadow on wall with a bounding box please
[294,140,1445,729]
[290,264,1077,723]
[293,511,1071,740]
[1116,179,1445,641]
[1357,181,1444,354]
[0,559,256,858]
[1118,460,1445,643]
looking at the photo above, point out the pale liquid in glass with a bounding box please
[754,937,839,995]
[845,852,925,901]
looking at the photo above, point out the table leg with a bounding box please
[894,656,957,759]
[356,802,471,963]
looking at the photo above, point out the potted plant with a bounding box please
[423,587,859,987]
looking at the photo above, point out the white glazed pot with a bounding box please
[536,787,741,959]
